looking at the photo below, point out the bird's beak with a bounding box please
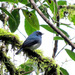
[41,33,44,35]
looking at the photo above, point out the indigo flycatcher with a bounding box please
[16,31,43,54]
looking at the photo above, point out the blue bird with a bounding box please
[16,31,43,54]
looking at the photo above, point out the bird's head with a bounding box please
[33,31,43,37]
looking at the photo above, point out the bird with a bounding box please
[16,31,43,55]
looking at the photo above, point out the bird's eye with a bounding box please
[36,32,42,36]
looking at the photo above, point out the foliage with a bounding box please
[19,60,34,75]
[40,25,56,33]
[59,5,75,25]
[60,67,69,75]
[22,9,39,35]
[8,9,20,32]
[40,24,69,37]
[46,0,58,20]
[65,49,75,61]
[53,36,64,40]
[58,1,67,5]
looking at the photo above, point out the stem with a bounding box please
[52,0,59,58]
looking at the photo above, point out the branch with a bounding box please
[21,70,33,75]
[29,0,75,51]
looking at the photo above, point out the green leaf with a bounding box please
[69,14,75,25]
[57,27,69,37]
[60,24,73,29]
[57,1,67,5]
[0,0,18,3]
[25,19,36,35]
[39,5,49,18]
[54,36,64,40]
[65,49,75,61]
[34,0,39,3]
[40,25,56,34]
[59,8,66,19]
[26,3,31,7]
[60,67,69,75]
[46,0,58,20]
[20,63,33,75]
[41,25,69,38]
[8,9,20,32]
[0,7,16,23]
[18,0,28,4]
[22,9,39,30]
[22,0,39,7]
[43,4,50,8]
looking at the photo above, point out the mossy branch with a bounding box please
[22,49,63,75]
[0,46,20,75]
[0,28,22,48]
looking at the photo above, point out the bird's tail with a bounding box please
[16,48,23,55]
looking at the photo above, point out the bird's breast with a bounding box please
[30,43,41,50]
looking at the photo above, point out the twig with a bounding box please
[22,70,33,75]
[55,44,67,57]
[18,29,26,38]
[61,59,72,67]
[55,36,75,57]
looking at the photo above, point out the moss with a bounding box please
[35,49,43,56]
[68,9,75,25]
[0,28,19,40]
[50,58,56,66]
[48,67,51,71]
[56,65,60,75]
[59,7,67,19]
[30,49,57,71]
[0,28,22,48]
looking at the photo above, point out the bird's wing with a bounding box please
[21,39,39,48]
